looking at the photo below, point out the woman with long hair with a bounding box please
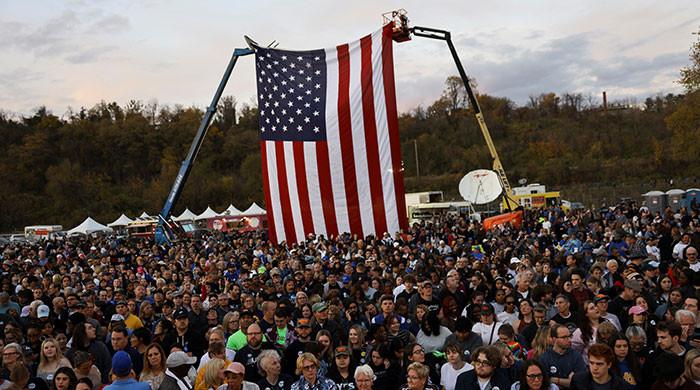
[37,338,72,383]
[153,319,174,346]
[67,322,111,384]
[416,310,451,353]
[200,358,226,390]
[655,275,674,307]
[683,349,700,387]
[348,325,370,366]
[571,301,602,362]
[140,343,167,390]
[526,325,551,360]
[609,334,640,390]
[327,346,356,387]
[53,366,78,390]
[315,330,334,376]
[510,360,557,390]
[385,314,416,347]
[513,300,534,335]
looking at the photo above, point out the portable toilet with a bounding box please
[642,191,667,214]
[686,188,700,209]
[666,189,686,212]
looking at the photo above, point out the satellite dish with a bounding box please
[459,169,503,204]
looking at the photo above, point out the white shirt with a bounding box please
[497,311,519,327]
[673,242,689,259]
[441,362,474,390]
[472,321,503,345]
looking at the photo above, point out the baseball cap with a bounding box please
[111,314,125,322]
[480,303,494,315]
[510,257,521,265]
[334,346,350,356]
[628,305,647,316]
[297,318,311,328]
[312,302,328,313]
[166,351,197,368]
[224,362,245,375]
[239,310,255,318]
[593,294,610,304]
[37,305,50,319]
[112,351,132,376]
[624,279,642,293]
[173,309,189,319]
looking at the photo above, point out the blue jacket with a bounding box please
[104,378,151,390]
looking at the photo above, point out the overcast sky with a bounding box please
[1,0,698,117]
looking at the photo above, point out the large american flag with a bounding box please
[254,24,408,244]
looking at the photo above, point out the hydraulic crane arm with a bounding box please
[155,47,254,244]
[410,26,516,209]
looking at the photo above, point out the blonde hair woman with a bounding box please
[37,338,73,382]
[201,358,226,390]
[292,353,336,390]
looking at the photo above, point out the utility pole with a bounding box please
[414,139,420,180]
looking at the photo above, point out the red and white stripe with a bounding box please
[261,24,408,244]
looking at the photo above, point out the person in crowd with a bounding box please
[53,366,78,390]
[291,353,336,390]
[140,343,167,390]
[472,304,503,346]
[36,338,72,383]
[353,365,374,390]
[67,322,112,384]
[571,301,603,363]
[256,349,292,390]
[442,316,482,362]
[454,346,510,390]
[439,341,473,390]
[415,310,451,353]
[608,334,641,390]
[538,324,586,389]
[348,325,370,366]
[161,351,197,390]
[327,346,356,390]
[72,351,102,389]
[200,359,226,390]
[218,362,259,390]
[511,359,558,390]
[400,362,438,390]
[570,344,624,390]
[105,351,151,390]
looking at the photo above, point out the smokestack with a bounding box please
[603,91,608,112]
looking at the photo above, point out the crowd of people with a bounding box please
[1,200,700,390]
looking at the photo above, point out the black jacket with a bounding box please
[455,368,511,390]
[571,370,625,390]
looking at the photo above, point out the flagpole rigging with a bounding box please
[384,11,518,211]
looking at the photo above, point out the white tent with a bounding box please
[242,202,266,216]
[195,206,220,220]
[138,212,152,220]
[107,214,133,227]
[67,217,113,235]
[221,204,242,216]
[173,208,197,222]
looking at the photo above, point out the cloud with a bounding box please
[0,7,130,61]
[65,45,118,64]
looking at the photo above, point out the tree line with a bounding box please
[1,30,699,232]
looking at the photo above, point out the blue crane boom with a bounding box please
[155,47,254,244]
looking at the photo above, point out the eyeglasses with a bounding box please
[473,359,492,367]
[527,374,544,380]
[556,335,571,339]
[302,364,317,371]
[412,348,425,354]
[2,352,18,357]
